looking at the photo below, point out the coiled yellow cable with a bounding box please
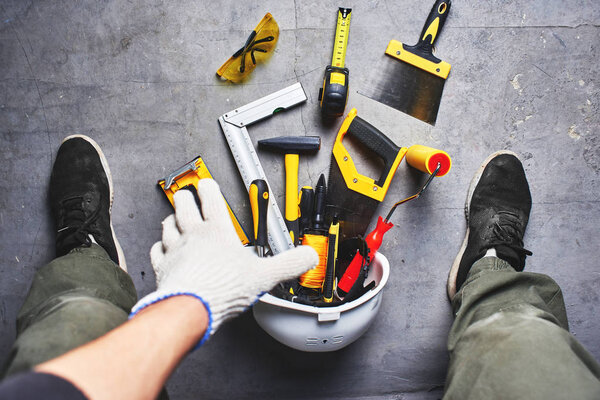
[299,234,328,289]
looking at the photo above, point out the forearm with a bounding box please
[36,295,208,400]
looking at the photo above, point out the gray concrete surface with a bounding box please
[0,0,598,398]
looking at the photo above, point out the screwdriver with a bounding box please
[298,186,315,236]
[322,217,340,302]
[249,179,269,257]
[312,174,327,231]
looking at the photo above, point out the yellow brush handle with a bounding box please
[285,153,300,245]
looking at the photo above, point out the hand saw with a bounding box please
[219,83,307,254]
[325,108,407,241]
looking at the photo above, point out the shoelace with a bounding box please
[488,210,533,258]
[56,196,100,250]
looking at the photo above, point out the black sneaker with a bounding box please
[447,151,532,299]
[49,135,126,271]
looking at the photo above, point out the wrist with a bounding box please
[133,294,211,348]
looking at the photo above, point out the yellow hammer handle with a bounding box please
[285,153,300,245]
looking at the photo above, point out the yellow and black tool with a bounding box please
[325,108,407,241]
[298,186,314,235]
[322,218,340,302]
[318,7,352,118]
[158,156,250,245]
[249,179,269,257]
[359,0,451,125]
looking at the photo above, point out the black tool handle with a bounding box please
[249,179,269,254]
[298,187,314,235]
[414,0,451,56]
[347,116,400,187]
[313,174,327,231]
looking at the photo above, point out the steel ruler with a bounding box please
[219,82,307,254]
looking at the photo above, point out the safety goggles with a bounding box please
[216,13,279,83]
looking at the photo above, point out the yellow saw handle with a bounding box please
[332,109,407,202]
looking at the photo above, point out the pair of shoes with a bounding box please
[447,151,532,299]
[50,135,127,271]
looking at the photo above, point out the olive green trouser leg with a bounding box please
[444,257,600,399]
[2,244,137,377]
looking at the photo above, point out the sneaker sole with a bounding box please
[62,135,128,272]
[447,150,520,299]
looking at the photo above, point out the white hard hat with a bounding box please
[253,252,390,352]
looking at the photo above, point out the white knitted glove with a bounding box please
[130,179,318,347]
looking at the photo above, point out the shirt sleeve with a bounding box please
[0,371,87,400]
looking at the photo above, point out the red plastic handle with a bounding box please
[338,216,393,294]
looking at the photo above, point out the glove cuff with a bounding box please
[129,291,213,350]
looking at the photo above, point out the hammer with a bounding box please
[258,136,321,245]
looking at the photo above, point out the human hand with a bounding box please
[130,179,318,347]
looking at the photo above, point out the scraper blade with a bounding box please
[360,58,446,125]
[358,0,452,125]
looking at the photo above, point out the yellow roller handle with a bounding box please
[405,145,452,176]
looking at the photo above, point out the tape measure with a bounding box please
[319,7,352,118]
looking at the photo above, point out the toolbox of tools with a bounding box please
[157,2,453,352]
[251,105,450,351]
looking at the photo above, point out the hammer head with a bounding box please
[258,136,321,154]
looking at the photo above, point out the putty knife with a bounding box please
[359,0,452,125]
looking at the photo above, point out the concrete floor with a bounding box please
[1,0,598,398]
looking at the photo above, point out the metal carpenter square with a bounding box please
[219,83,308,254]
[224,83,307,127]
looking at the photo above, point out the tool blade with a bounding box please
[325,159,380,241]
[359,58,446,125]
